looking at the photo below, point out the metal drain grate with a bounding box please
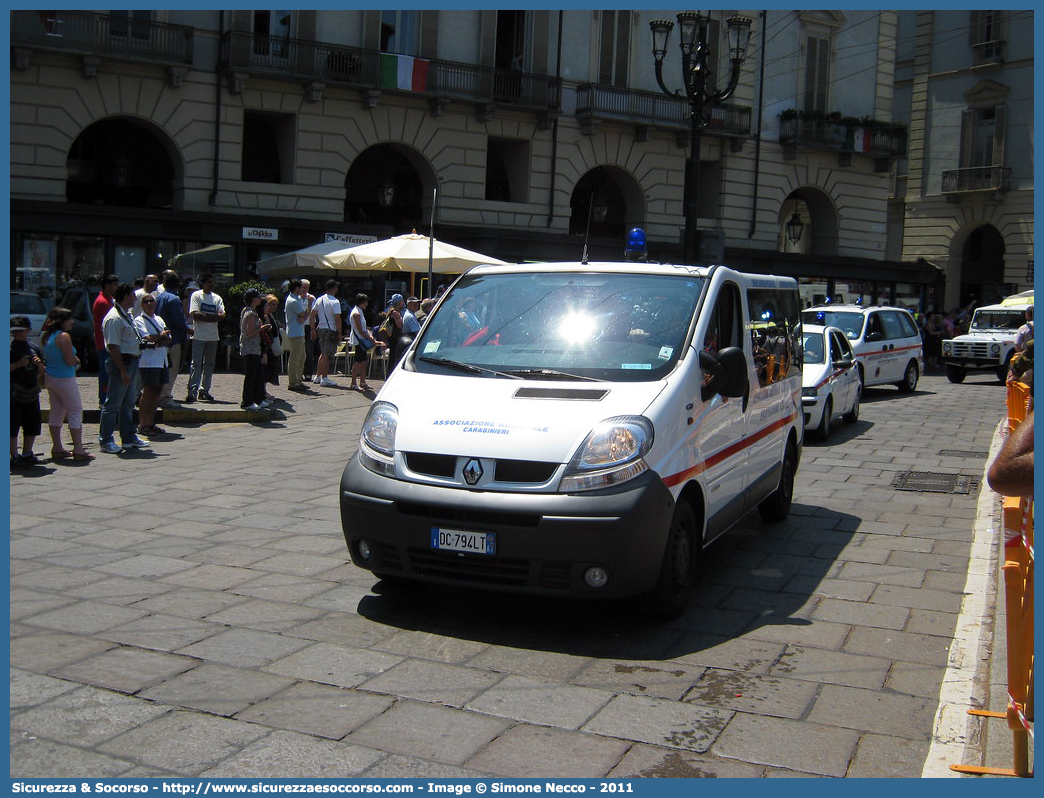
[891,471,978,494]
[939,449,989,459]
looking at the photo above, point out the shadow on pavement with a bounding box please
[355,503,861,662]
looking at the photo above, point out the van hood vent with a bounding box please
[512,387,609,401]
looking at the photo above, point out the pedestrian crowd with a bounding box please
[12,268,441,468]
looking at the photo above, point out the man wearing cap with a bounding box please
[10,316,45,468]
[98,284,151,454]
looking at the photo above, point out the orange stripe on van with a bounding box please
[661,412,798,488]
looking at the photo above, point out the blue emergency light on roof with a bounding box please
[624,227,647,261]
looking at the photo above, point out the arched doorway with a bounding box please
[958,225,1007,307]
[778,188,839,256]
[569,167,644,243]
[344,144,433,234]
[66,117,177,208]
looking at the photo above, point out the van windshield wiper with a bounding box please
[502,368,602,382]
[418,356,521,379]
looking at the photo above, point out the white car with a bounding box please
[10,291,48,349]
[801,304,923,392]
[801,324,861,440]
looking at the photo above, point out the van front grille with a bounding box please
[494,459,557,483]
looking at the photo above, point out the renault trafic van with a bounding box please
[340,262,803,617]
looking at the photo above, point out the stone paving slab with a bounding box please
[9,373,1013,777]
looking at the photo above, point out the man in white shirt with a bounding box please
[284,279,311,392]
[308,279,342,387]
[185,273,225,403]
[99,284,151,454]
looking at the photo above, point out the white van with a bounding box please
[340,262,803,617]
[801,304,923,392]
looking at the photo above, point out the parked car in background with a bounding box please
[941,290,1033,383]
[801,324,861,441]
[10,290,48,348]
[801,304,923,392]
[57,285,101,371]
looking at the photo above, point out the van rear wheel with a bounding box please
[645,500,697,619]
[897,361,919,393]
[759,440,796,522]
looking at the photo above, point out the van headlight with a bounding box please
[359,401,398,476]
[942,341,951,355]
[560,416,653,492]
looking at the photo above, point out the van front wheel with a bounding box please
[759,441,796,522]
[645,501,697,619]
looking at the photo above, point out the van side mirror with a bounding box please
[699,346,749,401]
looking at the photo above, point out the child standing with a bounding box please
[10,315,45,469]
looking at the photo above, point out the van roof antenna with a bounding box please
[581,191,595,265]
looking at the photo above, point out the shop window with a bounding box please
[241,111,295,184]
[485,138,529,203]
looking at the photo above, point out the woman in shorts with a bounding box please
[133,295,171,436]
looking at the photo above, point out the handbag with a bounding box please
[357,335,375,352]
[269,328,283,357]
[11,382,41,402]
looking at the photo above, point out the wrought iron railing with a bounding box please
[10,10,193,65]
[222,31,561,112]
[575,83,751,137]
[941,165,1011,193]
[779,118,907,158]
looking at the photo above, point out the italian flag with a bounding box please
[379,54,429,91]
[851,128,873,153]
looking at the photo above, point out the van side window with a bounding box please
[747,286,800,386]
[879,311,905,341]
[897,311,919,338]
[703,282,742,356]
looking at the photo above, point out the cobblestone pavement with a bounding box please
[10,370,1012,778]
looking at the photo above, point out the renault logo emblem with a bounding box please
[462,459,483,486]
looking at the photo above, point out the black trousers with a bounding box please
[241,354,265,407]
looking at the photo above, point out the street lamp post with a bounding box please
[650,12,752,263]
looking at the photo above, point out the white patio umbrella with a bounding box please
[255,234,507,278]
[254,241,363,276]
[341,233,508,273]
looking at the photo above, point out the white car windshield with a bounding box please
[801,310,864,340]
[970,310,1026,331]
[414,271,705,381]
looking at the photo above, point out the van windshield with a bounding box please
[413,271,705,381]
[801,310,865,340]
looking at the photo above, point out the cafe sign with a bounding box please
[243,227,279,241]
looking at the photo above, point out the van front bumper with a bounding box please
[339,453,676,599]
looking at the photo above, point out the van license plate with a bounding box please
[431,527,496,555]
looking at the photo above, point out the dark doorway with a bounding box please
[960,225,1009,306]
[344,144,425,233]
[569,169,627,240]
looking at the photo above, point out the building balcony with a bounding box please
[941,165,1011,194]
[780,117,907,164]
[221,31,561,122]
[574,83,751,145]
[10,10,193,81]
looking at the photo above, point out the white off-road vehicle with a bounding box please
[941,291,1033,383]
